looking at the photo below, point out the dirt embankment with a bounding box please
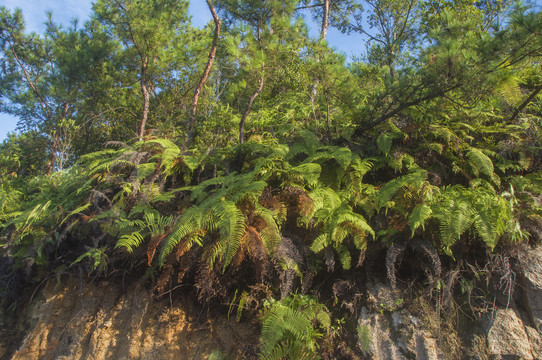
[2,277,258,360]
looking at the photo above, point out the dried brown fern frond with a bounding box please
[195,261,227,302]
[155,263,174,295]
[147,227,171,266]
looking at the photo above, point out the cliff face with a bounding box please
[357,245,542,360]
[2,277,258,360]
[3,244,542,360]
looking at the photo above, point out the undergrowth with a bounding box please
[0,128,540,359]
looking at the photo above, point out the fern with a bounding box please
[287,130,322,159]
[471,192,510,250]
[143,138,201,178]
[408,204,433,237]
[260,295,329,359]
[115,212,173,258]
[466,147,497,182]
[306,188,374,270]
[116,231,145,253]
[430,186,513,253]
[497,75,523,106]
[305,147,353,171]
[377,132,394,155]
[256,205,283,255]
[434,190,475,253]
[260,339,320,360]
[158,206,205,264]
[284,163,322,188]
[159,170,276,271]
[210,200,246,271]
[71,247,108,273]
[376,170,428,210]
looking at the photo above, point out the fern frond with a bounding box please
[497,76,523,106]
[256,205,282,255]
[307,187,341,221]
[159,206,204,265]
[336,244,352,269]
[260,295,330,358]
[331,211,375,243]
[472,194,510,250]
[408,204,433,237]
[216,202,246,271]
[310,234,329,253]
[136,163,158,182]
[427,142,444,154]
[466,148,495,179]
[287,130,321,158]
[115,217,145,229]
[116,231,144,253]
[388,152,415,172]
[305,147,353,171]
[349,157,373,180]
[59,203,91,226]
[229,180,268,203]
[260,339,319,360]
[438,199,474,253]
[260,304,313,355]
[285,163,321,188]
[377,132,394,155]
[428,125,454,143]
[376,170,428,210]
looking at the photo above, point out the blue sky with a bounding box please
[0,0,366,141]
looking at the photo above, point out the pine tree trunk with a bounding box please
[188,0,221,145]
[510,83,542,121]
[321,0,330,40]
[139,61,149,142]
[239,74,264,144]
[310,0,330,132]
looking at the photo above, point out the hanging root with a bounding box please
[442,268,461,308]
[386,243,406,290]
[386,240,442,290]
[411,240,442,287]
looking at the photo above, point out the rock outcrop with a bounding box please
[357,283,445,360]
[5,244,542,359]
[8,277,258,360]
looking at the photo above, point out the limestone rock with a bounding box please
[357,283,445,360]
[518,245,542,333]
[483,308,536,359]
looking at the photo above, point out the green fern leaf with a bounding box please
[116,231,144,253]
[159,206,204,264]
[497,76,523,106]
[310,234,329,253]
[376,170,427,210]
[408,204,433,237]
[217,201,246,271]
[336,244,352,270]
[466,148,495,179]
[377,132,394,155]
[287,163,321,188]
